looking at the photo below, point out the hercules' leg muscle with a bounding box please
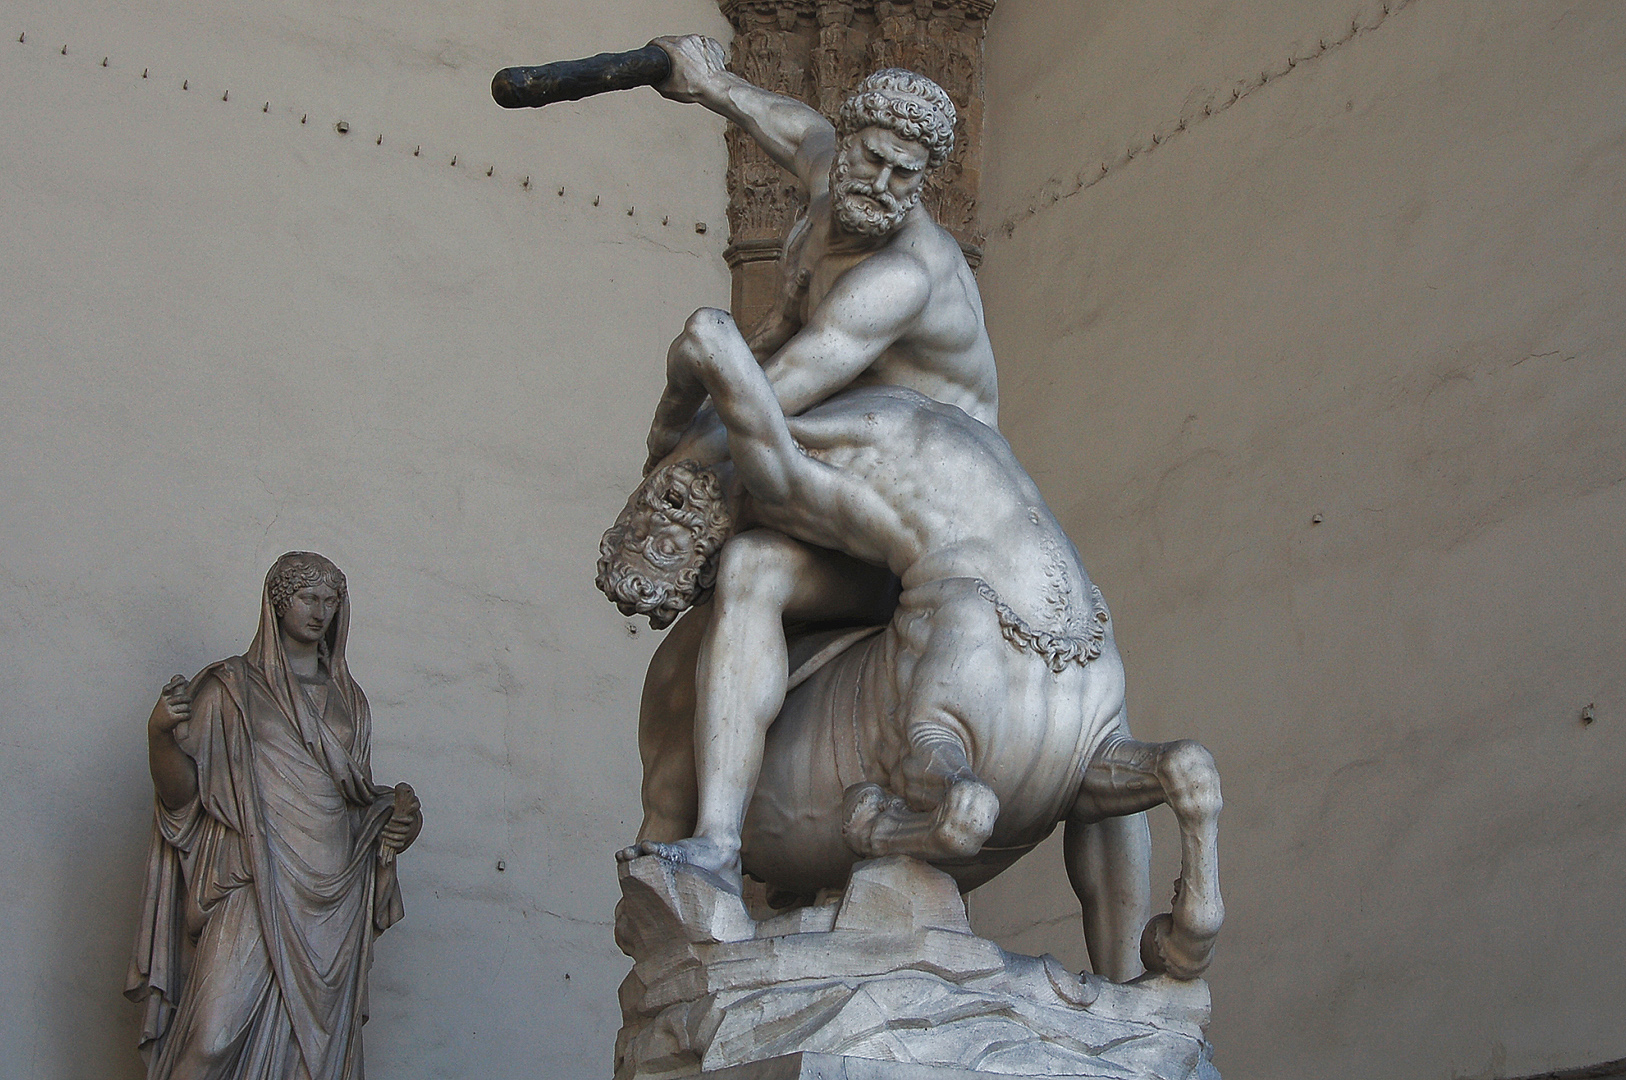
[622,530,892,888]
[635,602,709,843]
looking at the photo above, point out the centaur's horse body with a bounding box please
[743,575,1127,898]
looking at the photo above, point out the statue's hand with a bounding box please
[650,35,729,104]
[148,675,191,736]
[379,784,422,856]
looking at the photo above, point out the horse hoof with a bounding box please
[1139,912,1216,980]
[933,778,999,857]
[841,783,891,855]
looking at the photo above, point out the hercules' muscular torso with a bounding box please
[773,202,999,429]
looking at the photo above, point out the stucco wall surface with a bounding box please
[0,1,730,1077]
[967,2,1626,1078]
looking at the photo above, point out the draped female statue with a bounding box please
[127,552,422,1080]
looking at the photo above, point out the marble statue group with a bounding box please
[600,34,1223,984]
[594,36,1225,1079]
[124,31,1225,1080]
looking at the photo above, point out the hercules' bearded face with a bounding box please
[830,126,929,238]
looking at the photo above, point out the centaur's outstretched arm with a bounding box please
[659,309,813,506]
[660,309,892,561]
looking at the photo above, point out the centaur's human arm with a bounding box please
[664,309,892,562]
[644,252,931,472]
[651,35,836,191]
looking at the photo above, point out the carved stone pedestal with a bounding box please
[613,855,1220,1080]
[698,1051,1088,1079]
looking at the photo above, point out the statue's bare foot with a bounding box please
[616,836,743,893]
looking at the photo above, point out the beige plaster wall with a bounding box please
[967,1,1626,1078]
[0,1,730,1076]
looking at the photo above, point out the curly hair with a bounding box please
[267,551,347,615]
[836,69,957,169]
[596,462,732,630]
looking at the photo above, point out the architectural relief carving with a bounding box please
[717,0,995,328]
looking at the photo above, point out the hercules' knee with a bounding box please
[1157,740,1222,817]
[713,533,798,603]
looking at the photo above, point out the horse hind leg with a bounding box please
[841,728,999,861]
[1073,736,1224,980]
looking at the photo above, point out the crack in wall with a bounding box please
[996,0,1422,238]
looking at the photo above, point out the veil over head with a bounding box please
[244,551,375,801]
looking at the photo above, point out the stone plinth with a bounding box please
[613,855,1219,1080]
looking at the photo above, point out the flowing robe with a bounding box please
[127,594,403,1080]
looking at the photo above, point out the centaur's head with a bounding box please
[830,69,956,237]
[596,461,732,629]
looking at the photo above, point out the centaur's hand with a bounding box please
[649,35,730,104]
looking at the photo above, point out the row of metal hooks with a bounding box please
[14,29,712,233]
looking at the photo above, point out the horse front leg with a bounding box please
[1072,736,1224,980]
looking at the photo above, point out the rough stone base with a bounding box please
[613,854,1220,1080]
[698,1050,1090,1078]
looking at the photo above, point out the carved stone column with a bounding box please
[717,0,995,332]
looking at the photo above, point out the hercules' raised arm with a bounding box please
[650,35,837,188]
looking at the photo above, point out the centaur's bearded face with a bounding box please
[596,462,732,630]
[830,126,930,237]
